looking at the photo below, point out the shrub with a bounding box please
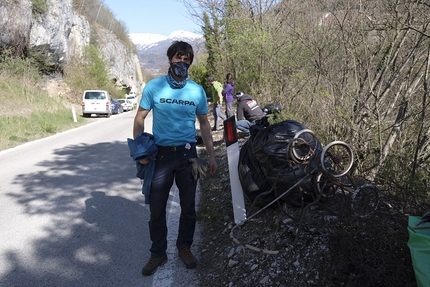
[31,0,49,16]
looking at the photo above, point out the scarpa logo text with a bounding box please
[160,98,196,106]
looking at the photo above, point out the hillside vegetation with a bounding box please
[184,0,430,207]
[72,0,135,52]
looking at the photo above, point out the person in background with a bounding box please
[235,91,266,135]
[208,76,227,131]
[222,73,235,118]
[133,41,217,276]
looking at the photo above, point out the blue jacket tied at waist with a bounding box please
[127,132,158,204]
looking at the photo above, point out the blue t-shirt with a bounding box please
[140,76,208,146]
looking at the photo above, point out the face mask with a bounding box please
[170,62,190,78]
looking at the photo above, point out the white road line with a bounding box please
[151,184,180,287]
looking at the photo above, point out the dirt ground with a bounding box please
[195,117,428,287]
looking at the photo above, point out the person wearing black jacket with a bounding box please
[235,91,266,134]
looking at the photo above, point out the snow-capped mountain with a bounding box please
[129,33,168,49]
[130,30,205,75]
[130,30,203,49]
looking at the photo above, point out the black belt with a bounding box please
[156,143,195,151]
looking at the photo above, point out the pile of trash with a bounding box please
[238,119,323,207]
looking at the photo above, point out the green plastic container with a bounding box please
[408,214,430,287]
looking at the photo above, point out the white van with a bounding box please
[81,90,112,118]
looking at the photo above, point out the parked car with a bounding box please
[117,101,124,113]
[111,99,123,114]
[118,99,133,112]
[81,90,112,118]
[126,94,138,106]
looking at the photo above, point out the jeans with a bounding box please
[236,119,255,134]
[212,103,226,130]
[148,145,198,257]
[225,102,234,118]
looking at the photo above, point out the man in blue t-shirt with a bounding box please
[133,41,217,276]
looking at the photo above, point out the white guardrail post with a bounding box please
[72,105,77,122]
[223,116,247,224]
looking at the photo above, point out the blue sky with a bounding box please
[102,0,202,36]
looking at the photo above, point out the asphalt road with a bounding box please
[0,110,201,287]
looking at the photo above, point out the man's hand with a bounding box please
[189,158,208,180]
[139,158,151,165]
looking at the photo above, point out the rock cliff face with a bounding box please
[0,0,32,54]
[94,26,143,93]
[0,0,143,93]
[29,0,90,63]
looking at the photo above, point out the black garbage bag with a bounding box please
[238,138,275,207]
[238,120,323,207]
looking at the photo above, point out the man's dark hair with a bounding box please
[167,41,194,64]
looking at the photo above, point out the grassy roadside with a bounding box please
[0,108,92,151]
[0,74,93,151]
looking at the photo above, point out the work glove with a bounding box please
[189,157,208,180]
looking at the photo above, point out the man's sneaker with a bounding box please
[178,247,197,269]
[141,254,168,276]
